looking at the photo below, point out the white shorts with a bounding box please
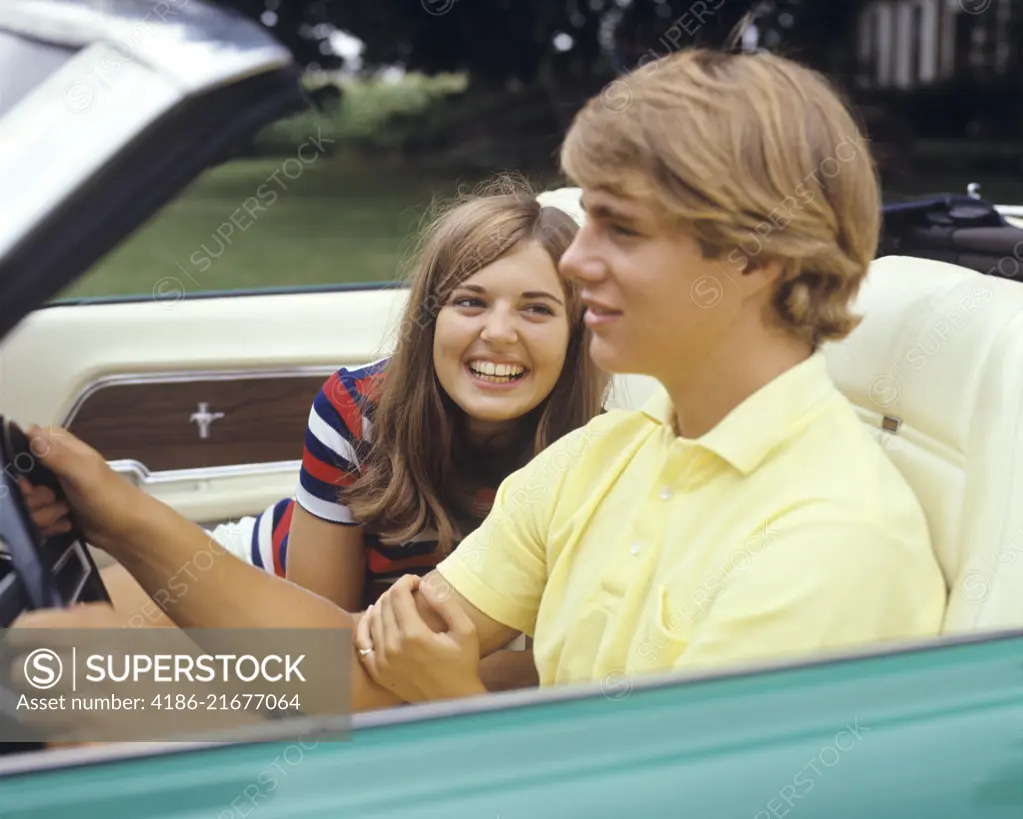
[206,515,260,565]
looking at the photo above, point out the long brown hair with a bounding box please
[343,176,610,552]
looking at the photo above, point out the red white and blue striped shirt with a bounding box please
[247,358,497,605]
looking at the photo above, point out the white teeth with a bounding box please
[468,360,525,378]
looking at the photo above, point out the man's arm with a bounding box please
[29,418,584,709]
[353,571,525,703]
[479,649,539,691]
[114,490,406,712]
[407,571,521,658]
[27,426,405,713]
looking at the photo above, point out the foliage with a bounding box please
[252,73,468,155]
[212,0,1023,169]
[214,0,775,84]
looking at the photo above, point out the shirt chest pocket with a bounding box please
[633,584,694,671]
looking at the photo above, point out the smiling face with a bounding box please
[432,239,572,442]
[559,188,752,381]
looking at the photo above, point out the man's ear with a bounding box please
[742,255,786,288]
[718,251,784,300]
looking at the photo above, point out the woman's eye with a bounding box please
[525,304,555,316]
[610,224,637,238]
[453,297,485,308]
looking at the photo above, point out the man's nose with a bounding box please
[560,231,604,284]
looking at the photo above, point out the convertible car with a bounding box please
[0,1,1021,817]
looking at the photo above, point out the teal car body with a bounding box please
[0,632,1021,818]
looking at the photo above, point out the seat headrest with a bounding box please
[822,255,1023,634]
[536,187,585,227]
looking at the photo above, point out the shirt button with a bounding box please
[629,541,642,555]
[658,486,672,500]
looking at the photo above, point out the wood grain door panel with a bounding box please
[65,370,331,472]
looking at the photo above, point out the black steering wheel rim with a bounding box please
[0,417,110,628]
[0,418,114,753]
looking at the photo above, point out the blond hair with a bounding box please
[561,48,880,346]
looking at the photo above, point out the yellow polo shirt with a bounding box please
[437,353,948,685]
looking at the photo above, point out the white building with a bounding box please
[856,0,1018,88]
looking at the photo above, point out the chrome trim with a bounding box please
[52,539,90,603]
[108,458,302,488]
[0,0,295,264]
[0,569,18,596]
[188,402,225,439]
[0,0,294,90]
[60,365,337,428]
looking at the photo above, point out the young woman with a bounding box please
[203,181,608,614]
[22,178,609,689]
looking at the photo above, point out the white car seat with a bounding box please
[822,255,1023,635]
[536,186,587,226]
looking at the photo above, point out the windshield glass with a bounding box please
[0,30,78,115]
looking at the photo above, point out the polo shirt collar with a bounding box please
[640,352,838,475]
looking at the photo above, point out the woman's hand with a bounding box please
[354,575,486,704]
[18,477,72,537]
[22,426,140,553]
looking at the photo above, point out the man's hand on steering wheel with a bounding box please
[18,477,72,538]
[22,425,140,553]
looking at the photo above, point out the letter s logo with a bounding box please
[24,649,63,690]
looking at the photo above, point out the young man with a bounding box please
[16,48,946,713]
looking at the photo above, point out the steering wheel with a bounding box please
[0,417,110,628]
[0,418,111,753]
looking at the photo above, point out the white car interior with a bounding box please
[0,288,416,525]
[822,254,1023,635]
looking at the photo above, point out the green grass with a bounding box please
[60,154,1022,302]
[59,152,500,300]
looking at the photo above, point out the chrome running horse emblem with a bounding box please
[189,402,225,439]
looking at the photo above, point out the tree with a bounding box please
[214,0,866,90]
[216,0,344,71]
